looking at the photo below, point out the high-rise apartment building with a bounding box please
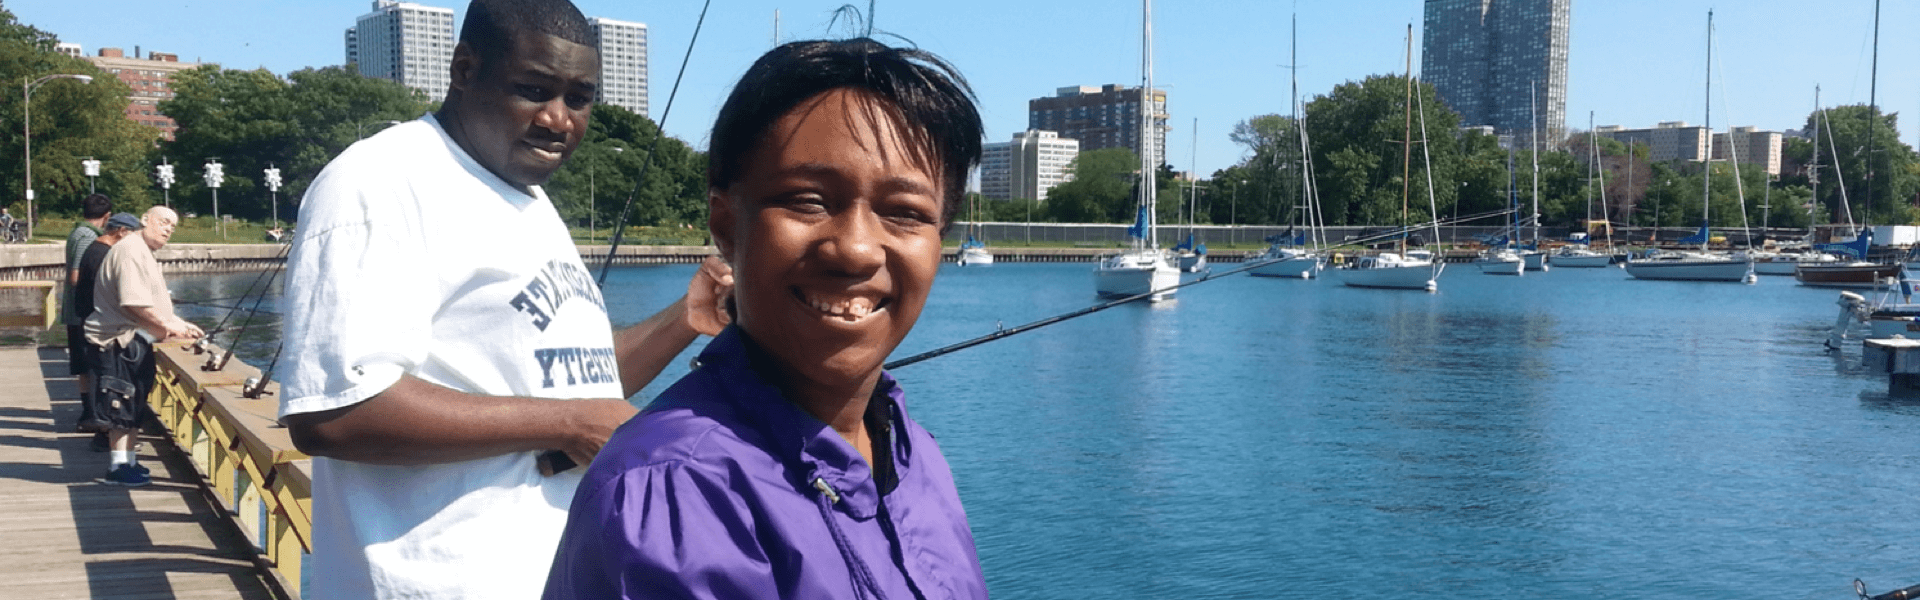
[348,0,456,102]
[82,47,200,141]
[588,17,648,116]
[981,130,1080,202]
[1028,85,1168,168]
[1422,0,1570,144]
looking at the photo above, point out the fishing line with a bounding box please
[595,0,713,286]
[884,257,1287,370]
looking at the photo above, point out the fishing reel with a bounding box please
[241,376,274,400]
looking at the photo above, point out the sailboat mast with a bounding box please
[1141,0,1157,249]
[1811,85,1822,225]
[1531,81,1540,249]
[1190,117,1198,237]
[1401,24,1413,256]
[1701,10,1713,253]
[1866,0,1879,224]
[1586,111,1596,237]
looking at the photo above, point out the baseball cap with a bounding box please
[105,212,143,231]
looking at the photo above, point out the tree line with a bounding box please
[1,9,707,233]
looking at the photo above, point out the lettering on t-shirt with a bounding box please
[534,346,619,389]
[509,259,608,331]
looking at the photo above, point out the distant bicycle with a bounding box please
[0,219,24,244]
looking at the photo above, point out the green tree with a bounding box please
[159,65,428,222]
[1298,74,1462,227]
[0,9,162,224]
[544,104,707,232]
[1043,147,1136,223]
[1791,104,1920,225]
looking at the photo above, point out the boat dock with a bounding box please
[0,345,282,599]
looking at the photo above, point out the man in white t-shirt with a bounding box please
[276,0,729,597]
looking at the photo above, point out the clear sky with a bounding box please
[11,0,1918,180]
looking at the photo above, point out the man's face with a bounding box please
[710,88,946,396]
[448,33,599,188]
[141,214,175,250]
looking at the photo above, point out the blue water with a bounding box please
[174,263,1920,599]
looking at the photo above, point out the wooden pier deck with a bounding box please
[0,346,276,600]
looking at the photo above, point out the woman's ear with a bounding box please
[708,187,736,259]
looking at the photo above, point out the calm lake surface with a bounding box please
[173,262,1920,599]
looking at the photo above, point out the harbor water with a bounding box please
[172,262,1920,599]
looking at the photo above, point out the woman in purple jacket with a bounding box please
[544,38,988,600]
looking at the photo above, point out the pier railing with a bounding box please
[147,340,311,599]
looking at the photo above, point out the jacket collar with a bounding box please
[697,326,906,519]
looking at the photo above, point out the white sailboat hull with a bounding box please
[957,247,993,266]
[1177,252,1207,273]
[1094,251,1181,301]
[1521,251,1549,272]
[1249,248,1324,279]
[1474,251,1525,275]
[1551,251,1613,268]
[1338,254,1441,291]
[1624,256,1753,282]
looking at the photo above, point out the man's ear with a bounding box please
[708,187,736,259]
[447,42,479,93]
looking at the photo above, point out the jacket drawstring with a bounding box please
[813,477,888,600]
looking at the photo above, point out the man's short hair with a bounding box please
[459,0,596,73]
[82,193,111,220]
[707,38,984,233]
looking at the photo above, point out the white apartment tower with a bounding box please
[589,17,649,116]
[981,130,1080,202]
[348,1,456,102]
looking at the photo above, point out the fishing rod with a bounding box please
[1857,578,1920,600]
[884,256,1286,371]
[594,0,713,286]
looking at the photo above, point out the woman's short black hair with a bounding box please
[459,0,596,73]
[707,38,983,231]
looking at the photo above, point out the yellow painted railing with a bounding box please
[148,341,311,599]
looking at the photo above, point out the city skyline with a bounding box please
[10,0,1919,181]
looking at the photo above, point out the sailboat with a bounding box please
[1092,0,1179,301]
[1796,87,1900,287]
[956,194,993,266]
[1520,82,1549,272]
[1174,118,1207,272]
[1473,149,1526,275]
[1337,25,1445,292]
[1624,10,1754,283]
[1554,111,1617,268]
[1250,14,1326,280]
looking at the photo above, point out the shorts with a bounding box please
[67,325,89,376]
[88,336,156,431]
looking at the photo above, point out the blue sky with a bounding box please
[11,0,1918,179]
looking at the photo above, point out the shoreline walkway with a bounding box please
[0,345,275,599]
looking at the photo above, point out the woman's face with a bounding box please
[710,88,946,394]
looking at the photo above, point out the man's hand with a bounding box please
[687,256,734,336]
[560,398,641,468]
[164,319,204,341]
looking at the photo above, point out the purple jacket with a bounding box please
[544,327,989,600]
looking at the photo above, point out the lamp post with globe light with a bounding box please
[204,160,225,240]
[82,157,101,193]
[23,73,94,240]
[264,165,283,228]
[155,160,175,207]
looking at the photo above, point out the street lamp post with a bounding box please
[23,73,94,240]
[81,157,101,193]
[155,160,175,207]
[264,165,283,228]
[204,160,225,240]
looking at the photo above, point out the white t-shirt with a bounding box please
[278,115,622,599]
